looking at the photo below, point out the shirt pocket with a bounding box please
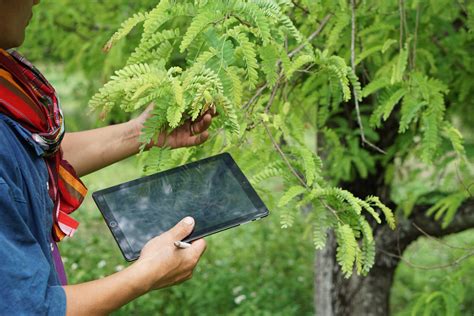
[0,176,27,204]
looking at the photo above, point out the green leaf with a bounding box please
[259,44,280,87]
[391,48,408,84]
[366,196,396,229]
[336,224,358,278]
[104,12,148,52]
[180,10,219,53]
[278,185,307,207]
[381,39,397,53]
[370,88,407,127]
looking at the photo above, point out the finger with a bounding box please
[207,104,217,116]
[190,131,209,146]
[191,238,207,256]
[192,114,212,134]
[205,106,218,117]
[141,103,155,118]
[168,217,195,240]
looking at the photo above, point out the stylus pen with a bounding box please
[174,241,192,249]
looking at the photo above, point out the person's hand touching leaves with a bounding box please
[132,103,217,149]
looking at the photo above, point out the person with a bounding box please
[0,0,214,314]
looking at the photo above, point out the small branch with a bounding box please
[412,223,474,251]
[455,163,473,197]
[263,121,307,188]
[412,4,421,69]
[291,0,310,14]
[242,83,268,109]
[264,77,282,113]
[379,198,474,253]
[263,121,344,223]
[380,249,474,270]
[398,0,404,50]
[350,0,386,154]
[320,199,342,222]
[288,14,332,58]
[230,14,252,28]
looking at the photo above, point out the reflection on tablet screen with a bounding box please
[101,158,257,253]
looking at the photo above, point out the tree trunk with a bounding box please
[315,231,398,316]
[314,199,474,316]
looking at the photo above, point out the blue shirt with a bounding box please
[0,113,66,315]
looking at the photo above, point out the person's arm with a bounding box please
[62,105,214,177]
[64,217,206,315]
[0,177,204,316]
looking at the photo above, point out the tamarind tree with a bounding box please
[22,0,474,314]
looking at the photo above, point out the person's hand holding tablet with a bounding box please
[136,216,206,290]
[92,153,269,261]
[65,216,206,314]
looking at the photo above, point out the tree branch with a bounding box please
[288,14,332,58]
[263,121,307,187]
[375,198,474,269]
[379,248,474,270]
[350,0,386,154]
[291,0,309,14]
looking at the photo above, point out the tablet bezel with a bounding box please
[92,153,269,261]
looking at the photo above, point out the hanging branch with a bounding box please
[350,0,386,154]
[398,0,405,50]
[412,4,421,69]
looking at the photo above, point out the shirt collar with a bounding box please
[0,113,45,156]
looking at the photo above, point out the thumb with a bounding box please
[168,216,195,240]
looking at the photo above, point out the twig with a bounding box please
[380,248,474,270]
[230,14,252,28]
[263,121,307,187]
[288,14,332,58]
[320,199,342,222]
[455,163,473,198]
[264,76,282,113]
[412,4,420,69]
[398,0,404,50]
[291,0,310,14]
[242,83,268,109]
[263,121,343,223]
[412,223,474,251]
[351,0,386,154]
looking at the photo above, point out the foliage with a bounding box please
[391,229,474,316]
[87,0,401,279]
[20,0,474,314]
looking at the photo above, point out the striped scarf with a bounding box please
[0,48,87,241]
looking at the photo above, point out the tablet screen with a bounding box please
[93,153,268,260]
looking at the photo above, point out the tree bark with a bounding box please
[314,199,474,316]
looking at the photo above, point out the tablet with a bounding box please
[92,153,269,261]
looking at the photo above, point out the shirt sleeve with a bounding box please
[0,176,66,316]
